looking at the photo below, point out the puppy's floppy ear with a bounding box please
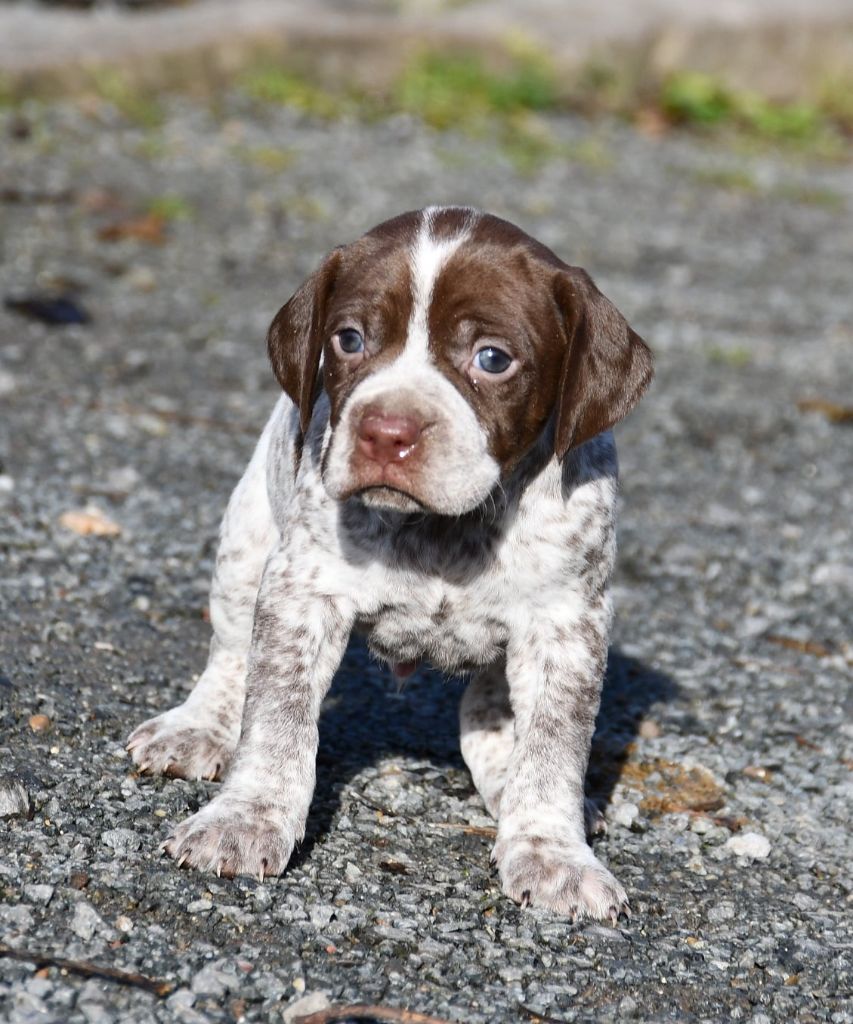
[553,267,653,458]
[267,250,341,434]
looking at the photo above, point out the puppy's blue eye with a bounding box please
[474,347,512,374]
[338,329,364,354]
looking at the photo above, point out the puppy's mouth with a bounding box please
[355,485,430,514]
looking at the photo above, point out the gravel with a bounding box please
[1,91,852,1023]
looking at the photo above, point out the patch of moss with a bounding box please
[708,345,753,368]
[89,68,164,128]
[497,119,614,175]
[661,71,838,146]
[497,114,560,173]
[561,136,614,170]
[236,146,296,172]
[771,183,844,209]
[0,73,15,108]
[277,195,329,222]
[393,49,559,130]
[146,194,193,221]
[134,133,171,160]
[817,74,853,135]
[693,166,845,208]
[240,66,360,119]
[692,166,759,193]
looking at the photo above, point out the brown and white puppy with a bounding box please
[127,207,653,920]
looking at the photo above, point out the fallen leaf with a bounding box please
[635,108,670,138]
[620,759,725,815]
[796,398,853,424]
[97,213,166,245]
[58,507,122,538]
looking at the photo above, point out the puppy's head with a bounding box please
[268,207,652,515]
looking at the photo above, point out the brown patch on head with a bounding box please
[267,210,420,433]
[321,212,422,425]
[428,214,567,473]
[426,210,653,469]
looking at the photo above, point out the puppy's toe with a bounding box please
[584,797,608,837]
[495,835,628,921]
[128,708,237,781]
[164,800,294,880]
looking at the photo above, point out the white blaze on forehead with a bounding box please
[405,207,474,360]
[322,205,500,516]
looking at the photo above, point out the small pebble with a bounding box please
[71,901,114,942]
[23,884,54,905]
[282,991,330,1023]
[725,831,771,860]
[101,827,142,854]
[610,802,639,829]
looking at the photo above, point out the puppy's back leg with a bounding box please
[459,662,515,818]
[127,413,279,781]
[460,663,606,835]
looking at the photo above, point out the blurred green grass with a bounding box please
[4,45,850,166]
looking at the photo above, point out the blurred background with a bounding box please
[1,2,851,1023]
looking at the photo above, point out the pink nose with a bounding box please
[356,411,423,466]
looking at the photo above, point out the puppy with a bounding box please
[128,207,653,920]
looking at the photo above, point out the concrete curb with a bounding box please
[2,0,853,101]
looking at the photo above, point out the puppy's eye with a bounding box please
[473,346,513,375]
[337,328,365,354]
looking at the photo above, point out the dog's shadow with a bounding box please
[295,636,678,859]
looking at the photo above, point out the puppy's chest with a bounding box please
[356,578,508,673]
[342,514,506,670]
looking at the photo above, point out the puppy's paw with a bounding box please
[127,706,238,781]
[494,835,628,922]
[163,799,294,879]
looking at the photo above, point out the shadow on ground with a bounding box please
[298,637,679,857]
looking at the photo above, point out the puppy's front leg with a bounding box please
[494,603,628,921]
[165,545,353,879]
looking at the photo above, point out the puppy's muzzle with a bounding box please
[356,408,425,468]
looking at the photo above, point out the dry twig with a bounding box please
[0,943,173,997]
[294,1005,455,1024]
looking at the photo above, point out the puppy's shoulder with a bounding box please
[263,394,308,516]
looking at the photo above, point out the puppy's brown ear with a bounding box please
[553,268,653,458]
[267,250,341,434]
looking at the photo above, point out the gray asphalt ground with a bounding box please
[1,88,852,1023]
